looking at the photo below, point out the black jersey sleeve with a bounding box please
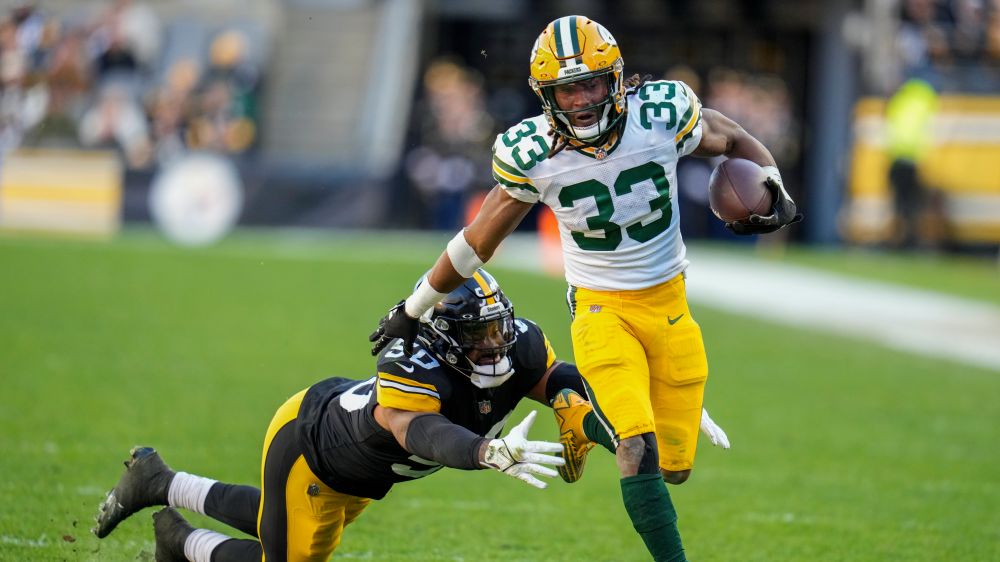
[511,317,557,393]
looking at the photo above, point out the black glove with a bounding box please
[726,177,803,236]
[369,300,420,356]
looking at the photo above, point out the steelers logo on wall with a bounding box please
[149,153,243,246]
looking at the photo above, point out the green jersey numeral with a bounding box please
[502,120,548,170]
[558,162,673,251]
[558,179,622,251]
[638,82,678,130]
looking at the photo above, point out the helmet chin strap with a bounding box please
[558,103,613,141]
[467,356,514,389]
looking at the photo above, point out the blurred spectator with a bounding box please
[893,0,1000,91]
[0,0,272,171]
[78,81,152,168]
[184,29,259,155]
[146,57,200,164]
[88,0,160,82]
[405,58,494,230]
[885,78,945,250]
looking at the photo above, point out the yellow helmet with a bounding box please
[528,15,626,143]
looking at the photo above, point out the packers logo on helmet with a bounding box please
[529,16,626,143]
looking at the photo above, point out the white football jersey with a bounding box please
[492,80,703,291]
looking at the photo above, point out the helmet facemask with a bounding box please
[531,60,626,145]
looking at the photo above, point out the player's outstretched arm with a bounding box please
[693,109,802,235]
[369,186,533,356]
[375,405,564,488]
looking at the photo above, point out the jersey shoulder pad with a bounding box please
[376,344,450,413]
[630,79,703,155]
[491,116,550,203]
[512,317,557,375]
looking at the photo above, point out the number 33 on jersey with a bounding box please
[492,80,703,292]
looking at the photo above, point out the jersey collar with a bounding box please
[566,117,625,160]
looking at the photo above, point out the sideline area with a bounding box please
[493,237,1000,373]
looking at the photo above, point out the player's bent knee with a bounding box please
[661,468,691,485]
[616,433,659,477]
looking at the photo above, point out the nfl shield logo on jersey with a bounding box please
[595,147,607,160]
[478,400,492,414]
[589,304,602,313]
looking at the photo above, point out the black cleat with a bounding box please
[152,507,194,562]
[94,446,175,538]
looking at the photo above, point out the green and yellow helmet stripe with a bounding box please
[552,16,583,63]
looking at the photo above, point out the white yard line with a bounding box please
[685,251,1000,373]
[492,238,1000,372]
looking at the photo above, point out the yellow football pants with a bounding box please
[258,389,371,561]
[570,273,709,472]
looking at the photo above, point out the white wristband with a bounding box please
[404,281,448,320]
[760,166,791,199]
[446,230,485,278]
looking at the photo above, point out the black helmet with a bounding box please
[416,269,516,388]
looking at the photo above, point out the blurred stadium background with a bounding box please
[1,0,999,561]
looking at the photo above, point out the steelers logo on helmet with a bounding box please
[528,15,626,144]
[415,269,517,389]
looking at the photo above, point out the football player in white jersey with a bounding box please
[371,15,798,561]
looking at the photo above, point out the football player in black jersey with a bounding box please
[93,269,604,562]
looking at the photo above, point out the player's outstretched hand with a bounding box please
[726,175,803,235]
[482,410,566,489]
[700,407,731,449]
[369,300,420,356]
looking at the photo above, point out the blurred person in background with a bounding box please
[87,0,160,85]
[147,57,200,165]
[372,15,797,562]
[185,29,258,156]
[26,23,92,146]
[405,58,494,230]
[78,80,152,168]
[885,77,943,249]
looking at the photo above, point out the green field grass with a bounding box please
[1,232,998,561]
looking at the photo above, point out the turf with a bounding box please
[0,231,998,561]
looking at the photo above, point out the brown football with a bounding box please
[708,158,774,223]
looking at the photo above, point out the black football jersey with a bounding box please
[295,317,556,499]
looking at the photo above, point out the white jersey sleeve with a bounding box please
[491,116,552,204]
[633,80,704,157]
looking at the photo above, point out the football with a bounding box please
[708,158,774,223]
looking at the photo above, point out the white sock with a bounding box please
[183,528,230,562]
[167,472,217,515]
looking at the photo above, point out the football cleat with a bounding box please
[152,507,194,562]
[551,388,595,483]
[94,446,175,539]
